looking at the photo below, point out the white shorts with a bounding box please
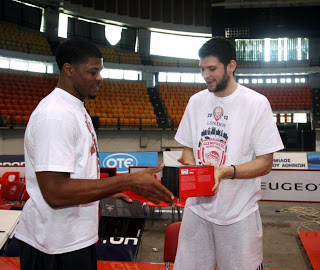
[173,207,263,270]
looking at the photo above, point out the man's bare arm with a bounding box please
[36,164,174,208]
[204,153,274,193]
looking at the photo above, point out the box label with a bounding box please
[181,169,189,175]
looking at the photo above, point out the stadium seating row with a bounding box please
[99,47,141,65]
[0,71,313,128]
[0,22,199,68]
[158,82,313,121]
[85,80,158,127]
[0,23,52,55]
[0,72,158,127]
[153,56,199,68]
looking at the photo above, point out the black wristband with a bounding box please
[231,165,236,180]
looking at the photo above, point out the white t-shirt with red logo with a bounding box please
[175,84,284,225]
[15,88,100,254]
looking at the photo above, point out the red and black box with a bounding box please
[99,198,146,238]
[161,165,215,198]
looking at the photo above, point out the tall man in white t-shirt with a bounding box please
[15,37,174,270]
[174,37,284,270]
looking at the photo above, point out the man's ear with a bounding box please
[63,63,74,76]
[228,60,237,73]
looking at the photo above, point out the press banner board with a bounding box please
[96,236,141,262]
[163,151,320,202]
[261,170,320,202]
[0,155,25,166]
[0,155,25,179]
[99,152,158,174]
[163,151,320,170]
[272,152,308,169]
[163,151,183,166]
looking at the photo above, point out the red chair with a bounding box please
[100,173,109,178]
[164,222,218,270]
[163,222,181,270]
[0,179,6,199]
[0,171,20,185]
[121,190,149,205]
[0,181,25,209]
[21,188,30,202]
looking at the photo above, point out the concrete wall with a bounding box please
[0,129,184,163]
[0,129,25,155]
[2,127,319,158]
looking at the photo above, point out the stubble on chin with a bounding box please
[207,83,224,93]
[209,73,230,93]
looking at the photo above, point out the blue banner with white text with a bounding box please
[0,155,25,166]
[99,152,158,174]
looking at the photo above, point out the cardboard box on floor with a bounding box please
[99,198,145,238]
[161,165,215,198]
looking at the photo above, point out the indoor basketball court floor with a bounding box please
[137,200,320,270]
[0,201,319,270]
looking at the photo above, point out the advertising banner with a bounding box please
[261,170,320,202]
[307,152,320,170]
[164,151,320,202]
[164,151,315,171]
[99,152,158,174]
[272,152,308,169]
[163,151,183,166]
[96,236,140,262]
[0,155,25,179]
[0,155,25,166]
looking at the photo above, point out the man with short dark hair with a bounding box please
[173,37,284,270]
[15,37,174,270]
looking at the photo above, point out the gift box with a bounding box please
[99,198,146,238]
[161,165,214,198]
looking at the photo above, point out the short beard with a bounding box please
[208,68,230,93]
[88,94,97,99]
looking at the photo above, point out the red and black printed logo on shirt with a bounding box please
[85,115,100,175]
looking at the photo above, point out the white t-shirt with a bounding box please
[15,88,100,254]
[175,84,284,225]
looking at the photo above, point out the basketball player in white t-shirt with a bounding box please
[15,37,174,270]
[174,37,284,270]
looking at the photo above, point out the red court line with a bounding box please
[298,231,320,270]
[0,257,293,270]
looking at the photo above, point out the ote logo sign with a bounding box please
[100,152,158,174]
[102,153,138,174]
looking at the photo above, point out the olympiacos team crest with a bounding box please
[197,136,227,166]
